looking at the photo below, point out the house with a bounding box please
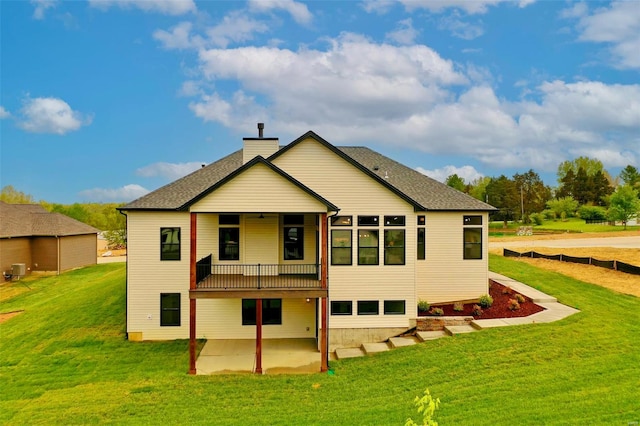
[0,201,99,277]
[119,126,495,374]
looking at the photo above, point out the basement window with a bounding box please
[331,301,352,315]
[160,293,180,326]
[357,300,379,315]
[384,300,406,315]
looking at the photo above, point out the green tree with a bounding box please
[546,197,579,220]
[0,185,36,204]
[468,176,491,203]
[557,156,607,184]
[607,185,640,230]
[589,170,613,206]
[445,174,466,192]
[619,165,640,192]
[513,169,551,223]
[486,175,519,226]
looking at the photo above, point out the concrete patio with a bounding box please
[196,338,322,375]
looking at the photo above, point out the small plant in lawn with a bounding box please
[471,304,483,316]
[515,293,526,304]
[453,302,464,312]
[418,300,430,314]
[405,388,440,426]
[429,307,444,316]
[508,298,521,311]
[479,294,493,308]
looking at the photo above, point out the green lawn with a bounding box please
[490,217,639,235]
[1,260,639,425]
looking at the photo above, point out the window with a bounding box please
[384,230,405,265]
[358,230,379,265]
[242,299,282,325]
[331,216,352,226]
[160,293,180,326]
[463,228,482,259]
[219,228,239,260]
[417,215,426,225]
[284,227,304,260]
[283,215,304,260]
[417,228,426,260]
[357,300,379,315]
[384,216,405,226]
[219,214,240,225]
[464,215,482,226]
[384,300,405,315]
[160,228,180,261]
[357,215,379,226]
[331,301,352,315]
[331,230,352,265]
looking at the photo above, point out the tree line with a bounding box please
[445,159,640,228]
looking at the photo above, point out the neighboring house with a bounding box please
[120,126,496,374]
[0,201,99,276]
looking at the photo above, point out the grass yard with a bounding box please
[1,261,639,425]
[490,218,639,236]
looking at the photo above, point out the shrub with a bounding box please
[508,299,520,311]
[429,307,444,316]
[479,294,493,308]
[417,300,430,313]
[405,388,440,426]
[453,302,464,312]
[515,293,526,304]
[529,212,544,226]
[471,304,483,316]
[578,205,607,221]
[501,286,512,295]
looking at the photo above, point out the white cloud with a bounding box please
[0,106,10,119]
[564,1,640,69]
[416,165,484,183]
[79,184,150,202]
[153,22,204,50]
[438,14,484,40]
[89,0,196,15]
[18,97,91,135]
[385,18,419,45]
[361,0,396,15]
[206,10,271,48]
[248,0,312,25]
[136,162,204,180]
[31,0,57,20]
[399,0,524,15]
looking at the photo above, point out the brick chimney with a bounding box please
[243,123,279,164]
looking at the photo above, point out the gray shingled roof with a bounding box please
[0,202,100,238]
[121,133,495,212]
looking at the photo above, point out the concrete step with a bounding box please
[416,330,447,341]
[388,336,419,348]
[444,325,477,336]
[362,342,391,355]
[335,347,366,360]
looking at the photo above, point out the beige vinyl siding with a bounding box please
[416,212,489,304]
[197,298,316,339]
[127,211,191,340]
[273,138,417,329]
[59,234,97,272]
[245,216,279,266]
[243,139,279,164]
[190,163,329,213]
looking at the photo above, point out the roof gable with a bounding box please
[186,156,339,212]
[0,202,99,238]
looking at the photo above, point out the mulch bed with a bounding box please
[418,282,545,320]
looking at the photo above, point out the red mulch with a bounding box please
[418,282,545,319]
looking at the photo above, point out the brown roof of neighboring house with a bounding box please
[121,131,495,212]
[0,202,100,238]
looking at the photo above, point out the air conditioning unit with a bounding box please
[12,263,26,277]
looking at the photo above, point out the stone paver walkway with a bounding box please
[334,272,580,361]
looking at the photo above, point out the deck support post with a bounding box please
[255,298,263,374]
[189,213,197,375]
[320,213,329,372]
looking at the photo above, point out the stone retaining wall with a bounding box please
[416,316,474,331]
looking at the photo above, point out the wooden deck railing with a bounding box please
[196,261,321,290]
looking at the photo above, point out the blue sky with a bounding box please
[1,0,638,204]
